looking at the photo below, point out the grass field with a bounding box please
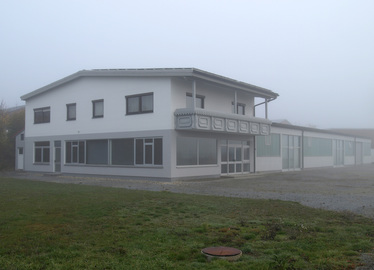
[0,177,373,269]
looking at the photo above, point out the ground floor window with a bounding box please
[65,137,162,166]
[86,140,108,165]
[363,142,371,157]
[34,141,50,163]
[135,138,163,165]
[177,137,217,166]
[256,134,281,157]
[303,137,332,157]
[66,141,85,164]
[111,139,134,165]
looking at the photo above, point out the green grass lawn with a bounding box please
[0,177,373,269]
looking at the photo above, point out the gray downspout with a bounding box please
[253,136,256,173]
[234,91,237,114]
[301,130,304,170]
[192,80,196,110]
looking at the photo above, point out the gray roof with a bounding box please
[21,68,279,100]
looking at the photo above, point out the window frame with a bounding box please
[92,99,104,118]
[126,92,154,115]
[34,107,50,124]
[66,141,85,164]
[66,103,77,121]
[176,137,217,166]
[135,137,163,166]
[186,93,205,109]
[34,141,50,164]
[111,138,135,165]
[86,139,109,164]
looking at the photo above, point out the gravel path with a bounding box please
[3,164,374,219]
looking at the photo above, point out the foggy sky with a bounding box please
[1,0,373,128]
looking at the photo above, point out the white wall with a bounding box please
[304,156,333,168]
[256,157,281,171]
[344,156,355,165]
[171,78,255,117]
[25,77,173,137]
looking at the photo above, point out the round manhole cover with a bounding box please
[201,246,242,261]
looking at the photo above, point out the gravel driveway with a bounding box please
[3,164,374,219]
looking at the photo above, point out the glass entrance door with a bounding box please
[228,145,242,173]
[221,140,250,175]
[282,135,301,171]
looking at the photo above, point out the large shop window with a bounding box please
[66,141,85,164]
[363,142,371,156]
[177,137,217,166]
[86,140,108,164]
[256,134,281,157]
[126,93,154,115]
[303,137,332,157]
[34,141,50,163]
[65,137,162,166]
[34,107,50,124]
[111,139,134,165]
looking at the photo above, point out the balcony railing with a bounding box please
[174,108,271,135]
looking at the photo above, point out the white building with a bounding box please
[15,68,372,180]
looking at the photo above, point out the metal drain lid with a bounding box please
[201,246,242,261]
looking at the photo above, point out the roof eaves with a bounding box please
[85,68,278,98]
[272,122,372,140]
[21,68,279,100]
[21,70,86,100]
[190,68,278,99]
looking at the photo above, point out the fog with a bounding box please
[1,0,373,128]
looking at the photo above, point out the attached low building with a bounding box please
[15,68,372,180]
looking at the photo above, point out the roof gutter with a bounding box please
[253,97,277,119]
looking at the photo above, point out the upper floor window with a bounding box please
[232,102,245,115]
[126,92,153,115]
[66,103,76,121]
[34,107,50,124]
[186,93,204,109]
[92,99,104,118]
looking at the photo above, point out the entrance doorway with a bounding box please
[333,140,344,166]
[356,142,363,165]
[221,140,250,175]
[54,141,61,172]
[282,135,301,171]
[17,147,24,170]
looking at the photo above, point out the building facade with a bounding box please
[15,68,372,181]
[255,123,372,172]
